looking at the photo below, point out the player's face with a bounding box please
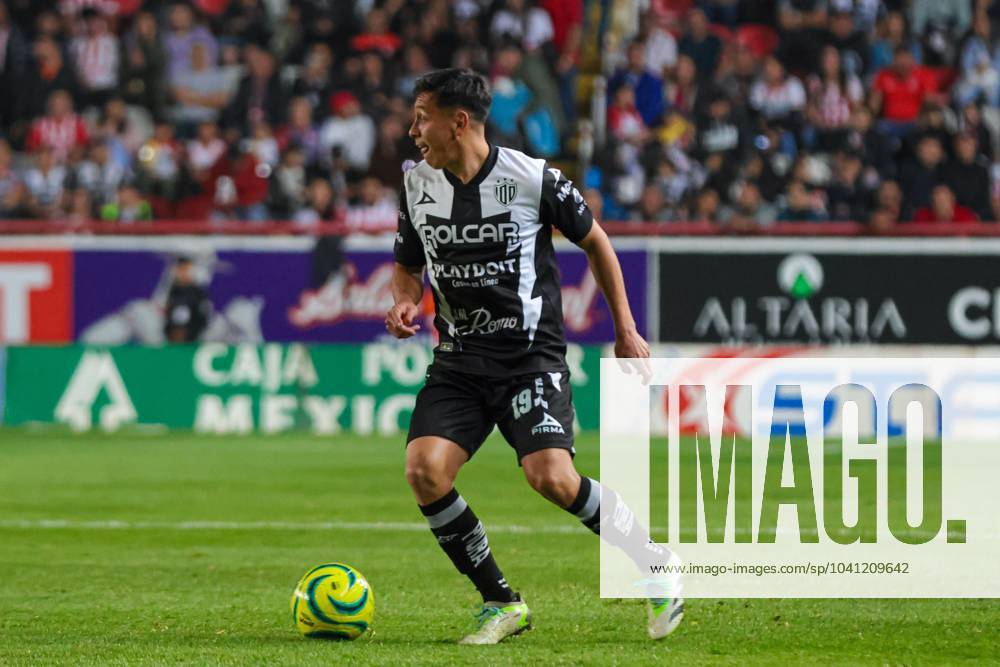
[409,93,457,169]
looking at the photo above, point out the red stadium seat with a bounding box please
[735,24,779,58]
[193,0,230,16]
[651,0,694,26]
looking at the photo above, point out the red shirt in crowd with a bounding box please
[913,205,979,223]
[542,0,583,53]
[872,66,936,122]
[25,114,90,162]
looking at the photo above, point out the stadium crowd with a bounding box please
[0,0,996,230]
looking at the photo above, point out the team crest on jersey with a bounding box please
[494,177,517,207]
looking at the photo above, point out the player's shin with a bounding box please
[419,488,519,603]
[567,477,673,578]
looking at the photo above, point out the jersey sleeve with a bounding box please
[540,163,594,244]
[393,186,425,267]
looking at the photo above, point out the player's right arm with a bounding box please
[387,187,425,339]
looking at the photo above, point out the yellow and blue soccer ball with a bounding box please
[291,563,374,640]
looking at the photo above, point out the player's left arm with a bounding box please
[540,164,649,359]
[578,224,650,359]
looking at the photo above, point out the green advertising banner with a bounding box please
[3,344,601,434]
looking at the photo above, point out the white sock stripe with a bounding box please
[425,495,469,529]
[575,478,602,521]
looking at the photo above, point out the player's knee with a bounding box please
[525,467,578,506]
[405,453,451,498]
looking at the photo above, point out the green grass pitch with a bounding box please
[0,431,997,666]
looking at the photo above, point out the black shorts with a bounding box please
[407,365,576,462]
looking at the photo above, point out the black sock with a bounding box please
[567,476,669,573]
[419,488,518,603]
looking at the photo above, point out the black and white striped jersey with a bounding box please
[394,144,594,377]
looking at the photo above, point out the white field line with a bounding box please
[0,518,584,534]
[0,519,968,541]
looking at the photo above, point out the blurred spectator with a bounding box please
[692,187,721,222]
[165,1,218,81]
[24,147,66,217]
[719,181,778,230]
[0,1,29,133]
[664,54,701,116]
[942,133,993,220]
[678,8,722,80]
[221,0,271,47]
[24,37,78,123]
[71,139,129,206]
[100,183,152,222]
[268,145,307,219]
[396,44,432,100]
[121,11,168,122]
[750,56,806,125]
[277,97,323,170]
[632,183,673,222]
[351,7,401,58]
[164,257,211,343]
[912,0,971,65]
[345,176,396,232]
[607,39,665,127]
[369,115,413,191]
[189,121,226,174]
[294,176,335,226]
[826,150,875,220]
[870,47,936,133]
[65,186,94,223]
[136,122,181,205]
[955,12,1000,107]
[608,85,648,143]
[320,91,375,172]
[491,0,554,52]
[695,90,750,163]
[246,121,278,168]
[874,178,905,224]
[870,11,921,73]
[26,90,90,163]
[778,180,829,221]
[171,41,231,132]
[222,44,286,139]
[0,139,27,218]
[900,134,946,217]
[70,9,120,111]
[825,8,869,78]
[914,183,979,222]
[543,0,583,126]
[642,13,678,75]
[293,44,337,121]
[806,46,864,151]
[844,106,896,179]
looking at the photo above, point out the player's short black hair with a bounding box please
[413,68,491,122]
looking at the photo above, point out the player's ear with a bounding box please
[453,109,469,135]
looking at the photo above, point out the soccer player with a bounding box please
[386,69,682,645]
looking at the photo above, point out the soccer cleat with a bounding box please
[645,551,684,640]
[458,600,532,645]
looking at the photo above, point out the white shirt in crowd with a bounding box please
[645,26,678,75]
[490,7,554,51]
[750,76,807,120]
[319,114,376,171]
[187,138,227,171]
[71,33,119,92]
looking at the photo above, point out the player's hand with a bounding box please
[614,327,652,384]
[386,302,421,338]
